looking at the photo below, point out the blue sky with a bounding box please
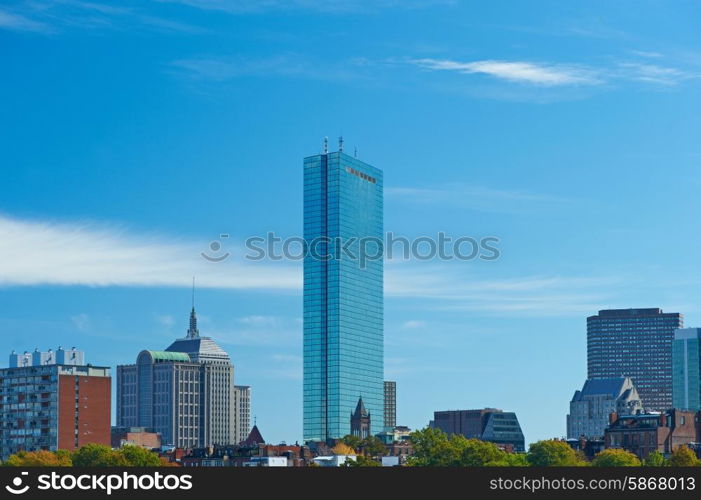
[1,0,700,445]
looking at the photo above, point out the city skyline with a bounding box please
[2,0,701,445]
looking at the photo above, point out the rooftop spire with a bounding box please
[187,277,199,338]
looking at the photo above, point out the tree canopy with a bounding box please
[526,440,586,466]
[591,449,641,467]
[4,443,169,467]
[668,446,700,467]
[407,428,525,467]
[3,450,72,467]
[643,450,667,467]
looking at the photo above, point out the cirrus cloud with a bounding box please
[409,58,601,86]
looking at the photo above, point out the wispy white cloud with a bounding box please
[0,213,639,318]
[406,56,700,91]
[70,313,91,332]
[0,8,51,32]
[618,62,697,86]
[0,214,299,290]
[409,58,601,86]
[385,262,623,316]
[630,50,663,59]
[154,314,176,327]
[0,0,202,34]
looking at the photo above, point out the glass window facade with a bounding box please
[303,151,384,442]
[672,328,701,411]
[587,308,683,411]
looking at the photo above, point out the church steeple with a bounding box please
[187,307,199,338]
[187,277,199,339]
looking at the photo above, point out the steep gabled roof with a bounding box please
[580,378,627,398]
[241,425,265,447]
[352,396,368,418]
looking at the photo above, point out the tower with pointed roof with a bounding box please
[350,396,371,439]
[117,292,242,448]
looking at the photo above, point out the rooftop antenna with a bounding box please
[192,276,195,309]
[323,137,328,154]
[339,136,344,153]
[354,147,358,159]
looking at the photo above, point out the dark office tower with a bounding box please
[384,381,396,430]
[303,141,384,442]
[429,408,525,452]
[587,308,683,411]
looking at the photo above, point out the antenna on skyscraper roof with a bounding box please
[354,147,358,158]
[323,137,328,154]
[192,276,195,309]
[339,136,344,153]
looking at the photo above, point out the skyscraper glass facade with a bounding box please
[672,328,701,411]
[303,149,384,442]
[587,308,683,411]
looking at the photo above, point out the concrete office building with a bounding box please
[673,328,701,411]
[384,381,396,430]
[588,308,683,411]
[117,306,238,448]
[233,385,251,444]
[429,408,525,452]
[567,377,643,439]
[0,348,110,459]
[303,141,384,441]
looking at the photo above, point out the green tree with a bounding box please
[591,449,641,467]
[527,440,585,466]
[341,435,362,452]
[118,445,162,466]
[360,436,386,457]
[492,453,530,467]
[3,450,72,467]
[72,443,126,467]
[406,428,461,466]
[406,427,526,467]
[345,455,381,467]
[668,446,700,467]
[459,438,508,466]
[643,450,667,467]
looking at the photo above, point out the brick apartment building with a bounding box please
[0,348,111,459]
[604,409,700,459]
[111,426,162,450]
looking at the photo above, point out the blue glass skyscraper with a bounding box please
[303,142,384,442]
[673,328,701,411]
